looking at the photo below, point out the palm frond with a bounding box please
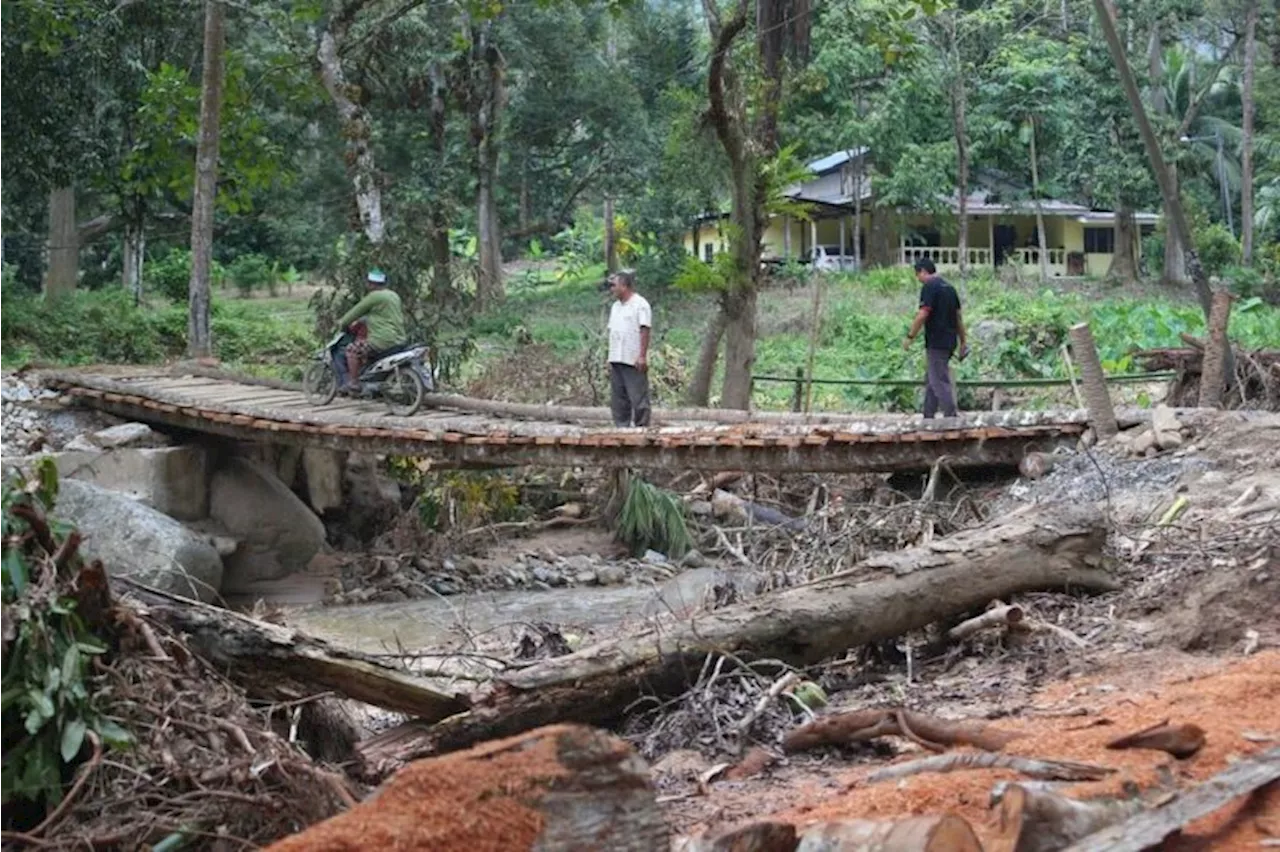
[615,475,692,559]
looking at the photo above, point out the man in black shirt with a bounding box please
[903,258,967,418]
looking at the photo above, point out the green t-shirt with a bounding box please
[337,288,406,351]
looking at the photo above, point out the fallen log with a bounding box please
[361,503,1113,769]
[1060,746,1280,852]
[782,708,1023,754]
[989,784,1145,852]
[864,752,1115,786]
[266,724,669,852]
[796,816,984,852]
[131,583,467,722]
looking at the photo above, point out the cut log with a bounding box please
[132,584,467,721]
[948,603,1025,640]
[989,784,1145,852]
[675,820,799,852]
[266,724,668,852]
[1059,746,1280,852]
[1106,719,1205,759]
[796,816,983,852]
[360,503,1112,769]
[864,752,1115,786]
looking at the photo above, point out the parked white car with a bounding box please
[807,245,859,272]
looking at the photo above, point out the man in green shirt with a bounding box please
[335,268,407,391]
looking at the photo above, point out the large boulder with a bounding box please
[7,446,210,521]
[55,479,223,602]
[210,457,326,590]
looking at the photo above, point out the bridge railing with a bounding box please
[756,368,1177,413]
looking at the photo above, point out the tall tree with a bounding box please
[456,17,507,306]
[187,0,226,358]
[1091,0,1213,317]
[1241,0,1258,264]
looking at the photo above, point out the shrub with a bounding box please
[227,253,275,297]
[146,248,192,302]
[1194,223,1241,278]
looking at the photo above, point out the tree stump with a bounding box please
[266,724,668,852]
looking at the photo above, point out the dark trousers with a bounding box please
[609,362,651,427]
[923,348,958,418]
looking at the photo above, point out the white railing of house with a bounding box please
[900,246,1067,270]
[901,246,993,268]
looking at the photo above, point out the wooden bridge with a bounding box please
[42,367,1113,474]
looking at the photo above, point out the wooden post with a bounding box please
[792,366,804,413]
[1068,323,1118,438]
[1197,290,1233,408]
[783,215,792,259]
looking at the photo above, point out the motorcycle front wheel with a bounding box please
[303,362,338,405]
[384,364,425,416]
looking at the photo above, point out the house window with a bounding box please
[703,243,714,263]
[1084,227,1115,254]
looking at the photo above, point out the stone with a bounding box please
[680,549,710,569]
[1130,429,1157,455]
[575,570,598,585]
[210,457,326,590]
[90,422,165,449]
[1156,430,1184,451]
[55,479,223,602]
[62,435,99,452]
[643,549,668,564]
[302,448,346,513]
[1152,404,1182,444]
[16,446,211,521]
[564,554,595,573]
[597,564,627,586]
[970,318,1017,348]
[688,500,713,517]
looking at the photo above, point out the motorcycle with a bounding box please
[302,330,434,416]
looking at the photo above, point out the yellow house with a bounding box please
[684,149,1159,277]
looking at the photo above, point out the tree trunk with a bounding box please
[1092,0,1211,319]
[853,168,864,270]
[1107,202,1139,283]
[687,300,726,406]
[604,195,618,273]
[428,61,452,296]
[187,0,225,359]
[720,279,758,410]
[867,204,897,268]
[468,21,506,307]
[44,185,78,298]
[1162,166,1190,287]
[1028,118,1050,282]
[122,215,145,303]
[360,503,1113,767]
[316,19,385,245]
[949,14,970,281]
[141,591,466,722]
[1241,1,1257,265]
[270,726,669,852]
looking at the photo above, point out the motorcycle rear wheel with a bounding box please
[303,362,338,405]
[384,364,425,416]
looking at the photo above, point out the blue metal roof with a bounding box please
[806,147,867,175]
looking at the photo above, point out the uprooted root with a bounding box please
[29,606,352,850]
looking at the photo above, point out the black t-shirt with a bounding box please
[919,276,961,351]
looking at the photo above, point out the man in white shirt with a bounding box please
[606,269,652,427]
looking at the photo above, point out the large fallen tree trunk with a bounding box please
[362,503,1113,769]
[131,583,467,721]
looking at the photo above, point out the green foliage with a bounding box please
[386,459,523,531]
[2,461,132,816]
[0,288,313,369]
[146,247,193,303]
[1194,223,1241,278]
[227,253,276,297]
[615,476,691,559]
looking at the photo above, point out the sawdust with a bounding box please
[759,650,1280,851]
